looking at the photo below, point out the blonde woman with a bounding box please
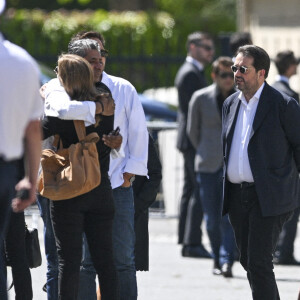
[42,54,119,300]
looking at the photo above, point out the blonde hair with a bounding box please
[57,54,101,126]
[57,54,97,101]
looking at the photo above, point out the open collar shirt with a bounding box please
[227,82,265,183]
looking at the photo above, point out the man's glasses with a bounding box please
[194,42,214,52]
[100,49,109,58]
[231,65,252,74]
[218,72,234,79]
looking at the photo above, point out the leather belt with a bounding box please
[228,182,255,189]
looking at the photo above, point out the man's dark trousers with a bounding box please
[178,147,203,245]
[228,183,292,300]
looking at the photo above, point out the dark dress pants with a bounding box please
[50,180,119,300]
[275,206,300,260]
[5,211,33,300]
[0,160,18,300]
[227,184,293,300]
[178,147,203,245]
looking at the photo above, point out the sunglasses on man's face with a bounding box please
[194,42,214,52]
[218,72,234,79]
[100,49,109,58]
[231,65,252,74]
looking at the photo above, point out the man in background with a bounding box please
[272,50,300,265]
[273,50,299,102]
[175,31,214,258]
[0,1,42,298]
[187,57,236,277]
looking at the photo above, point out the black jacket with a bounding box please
[175,61,207,152]
[272,80,299,102]
[222,82,300,217]
[133,135,162,271]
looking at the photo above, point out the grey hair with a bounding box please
[67,39,100,58]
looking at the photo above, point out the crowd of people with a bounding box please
[0,0,300,298]
[176,30,300,300]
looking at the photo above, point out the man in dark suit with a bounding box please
[175,31,214,257]
[272,50,300,266]
[187,57,236,277]
[222,45,300,300]
[273,50,299,102]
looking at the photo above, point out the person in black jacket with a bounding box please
[42,53,119,300]
[272,50,300,265]
[133,135,162,271]
[175,31,214,258]
[273,50,299,102]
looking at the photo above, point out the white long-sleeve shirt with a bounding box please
[227,83,264,183]
[44,72,148,188]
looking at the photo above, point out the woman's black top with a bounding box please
[42,114,114,200]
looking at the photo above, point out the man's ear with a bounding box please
[258,69,266,79]
[211,72,216,82]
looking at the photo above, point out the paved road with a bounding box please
[7,209,300,300]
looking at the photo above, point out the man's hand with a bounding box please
[102,132,122,149]
[11,178,36,212]
[122,172,135,187]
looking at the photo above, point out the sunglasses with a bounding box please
[194,42,214,52]
[54,66,58,74]
[218,72,234,79]
[231,65,252,74]
[100,49,109,58]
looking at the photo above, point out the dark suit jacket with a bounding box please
[222,82,300,217]
[133,135,162,271]
[272,80,299,102]
[175,61,207,152]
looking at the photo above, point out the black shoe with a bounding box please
[221,263,233,278]
[212,262,222,275]
[273,256,300,265]
[181,245,212,258]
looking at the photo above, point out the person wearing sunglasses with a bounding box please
[222,45,300,300]
[187,57,236,278]
[175,31,214,259]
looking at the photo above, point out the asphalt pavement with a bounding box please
[7,207,300,300]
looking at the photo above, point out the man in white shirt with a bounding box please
[0,1,43,298]
[222,45,300,300]
[44,32,148,300]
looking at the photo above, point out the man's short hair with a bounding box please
[67,39,100,58]
[186,31,212,51]
[274,50,299,75]
[229,32,253,56]
[212,56,233,74]
[237,45,270,79]
[71,31,106,47]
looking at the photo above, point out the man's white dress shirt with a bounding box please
[44,71,148,189]
[227,83,265,183]
[0,33,43,161]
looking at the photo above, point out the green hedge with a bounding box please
[1,9,235,91]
